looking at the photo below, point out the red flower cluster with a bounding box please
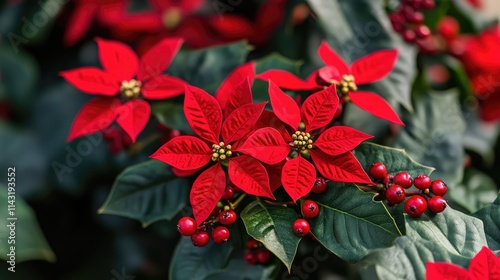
[426,247,500,280]
[257,41,404,125]
[60,38,184,142]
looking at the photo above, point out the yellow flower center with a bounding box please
[338,74,357,95]
[162,8,183,30]
[211,142,233,162]
[120,79,141,99]
[291,131,313,152]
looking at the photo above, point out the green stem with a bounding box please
[230,193,247,209]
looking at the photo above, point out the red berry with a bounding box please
[247,239,258,249]
[369,162,387,179]
[311,177,327,194]
[177,217,197,236]
[437,17,460,40]
[403,29,417,43]
[257,250,271,263]
[191,230,210,247]
[222,186,234,200]
[244,252,258,265]
[394,172,413,188]
[383,174,394,186]
[218,210,237,225]
[386,185,406,204]
[414,174,431,190]
[211,226,230,244]
[422,0,435,10]
[292,219,310,237]
[301,200,319,218]
[430,180,448,196]
[408,12,424,24]
[416,25,431,39]
[389,13,405,25]
[428,196,447,213]
[404,195,428,217]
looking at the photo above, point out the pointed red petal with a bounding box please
[184,85,223,143]
[95,38,138,81]
[300,84,339,132]
[150,136,212,170]
[282,156,316,202]
[264,161,285,192]
[116,99,150,143]
[64,3,97,46]
[468,247,500,280]
[137,38,184,82]
[67,97,120,142]
[257,70,318,91]
[172,167,200,177]
[315,126,373,156]
[317,66,342,83]
[141,75,186,100]
[228,156,275,199]
[222,103,266,144]
[215,61,255,109]
[223,77,253,118]
[318,41,349,74]
[349,91,404,125]
[60,67,120,95]
[310,150,372,184]
[237,127,290,165]
[268,81,301,130]
[425,262,470,280]
[190,164,226,225]
[150,0,204,13]
[351,49,398,84]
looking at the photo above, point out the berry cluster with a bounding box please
[369,162,448,218]
[244,239,271,265]
[177,202,238,247]
[389,0,435,43]
[290,177,327,237]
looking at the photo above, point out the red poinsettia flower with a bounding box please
[63,0,126,46]
[257,41,404,125]
[151,83,275,225]
[457,25,500,121]
[60,37,185,142]
[426,247,500,280]
[238,81,373,201]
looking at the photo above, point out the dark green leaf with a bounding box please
[354,142,435,178]
[99,160,190,227]
[474,193,500,250]
[463,110,500,165]
[151,102,192,133]
[169,236,233,280]
[450,168,498,213]
[394,91,465,186]
[0,185,56,263]
[205,253,277,280]
[307,182,401,263]
[359,236,471,280]
[168,41,251,94]
[240,200,302,271]
[405,208,487,258]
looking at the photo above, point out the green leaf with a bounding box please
[450,168,498,213]
[307,0,416,112]
[0,185,56,263]
[99,160,190,227]
[307,182,401,263]
[168,41,251,94]
[450,0,496,34]
[463,110,500,165]
[151,102,192,133]
[205,253,277,280]
[404,208,487,258]
[474,193,500,250]
[359,236,471,280]
[169,236,233,280]
[354,142,435,178]
[240,200,302,271]
[394,91,466,186]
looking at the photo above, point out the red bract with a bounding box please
[457,25,500,121]
[151,83,275,225]
[426,247,500,280]
[257,41,404,125]
[60,38,184,142]
[240,82,373,201]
